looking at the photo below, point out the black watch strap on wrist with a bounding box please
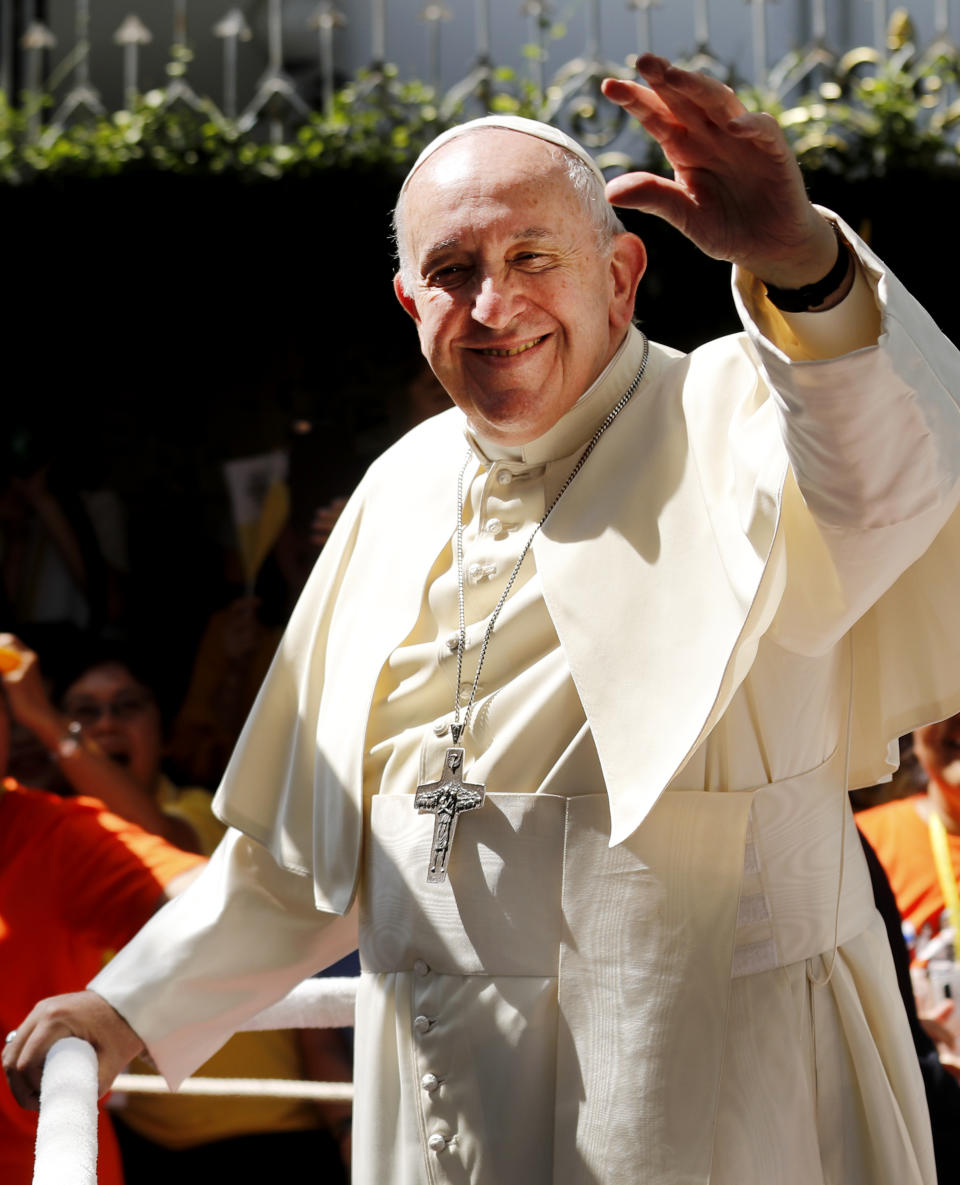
[764,223,852,312]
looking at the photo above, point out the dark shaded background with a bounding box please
[4,166,956,710]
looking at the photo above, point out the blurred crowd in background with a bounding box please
[0,356,448,1184]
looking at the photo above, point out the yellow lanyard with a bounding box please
[928,810,960,941]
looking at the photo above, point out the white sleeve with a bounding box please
[89,827,359,1089]
[730,211,960,657]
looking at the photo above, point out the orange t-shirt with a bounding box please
[857,793,960,939]
[0,779,204,1185]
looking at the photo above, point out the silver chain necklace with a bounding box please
[414,333,650,882]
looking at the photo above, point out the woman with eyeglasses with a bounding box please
[0,633,205,852]
[0,630,353,1185]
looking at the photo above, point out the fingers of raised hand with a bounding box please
[727,111,794,165]
[637,56,745,125]
[605,58,752,159]
[604,79,749,182]
[604,173,690,222]
[601,77,676,133]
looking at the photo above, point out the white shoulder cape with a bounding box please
[213,216,960,912]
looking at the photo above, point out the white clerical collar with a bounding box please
[467,326,649,466]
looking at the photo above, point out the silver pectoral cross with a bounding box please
[414,746,485,883]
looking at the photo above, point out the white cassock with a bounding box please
[92,215,960,1185]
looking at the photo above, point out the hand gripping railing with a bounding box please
[33,976,358,1185]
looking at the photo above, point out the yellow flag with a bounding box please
[224,450,291,590]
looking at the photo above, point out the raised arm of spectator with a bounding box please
[0,634,202,852]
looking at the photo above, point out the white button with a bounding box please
[468,562,497,584]
[421,1073,440,1093]
[445,634,459,652]
[497,470,513,486]
[428,1133,447,1153]
[432,719,448,737]
[485,518,503,535]
[413,959,430,976]
[414,1014,432,1034]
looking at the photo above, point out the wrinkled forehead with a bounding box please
[400,133,590,273]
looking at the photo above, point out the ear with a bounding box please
[608,232,647,332]
[394,272,421,324]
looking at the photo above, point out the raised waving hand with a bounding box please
[602,56,839,291]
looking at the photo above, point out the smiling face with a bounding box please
[62,662,163,794]
[394,130,645,446]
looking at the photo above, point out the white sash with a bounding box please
[360,748,875,1184]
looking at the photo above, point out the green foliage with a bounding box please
[0,68,448,185]
[3,36,960,186]
[776,44,960,177]
[0,57,558,186]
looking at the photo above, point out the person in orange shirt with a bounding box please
[858,716,960,942]
[0,682,204,1185]
[2,635,353,1183]
[858,714,960,1093]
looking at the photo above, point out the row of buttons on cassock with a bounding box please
[460,464,532,586]
[416,464,527,1158]
[426,464,526,737]
[413,959,452,1155]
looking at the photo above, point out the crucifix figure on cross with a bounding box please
[414,746,485,883]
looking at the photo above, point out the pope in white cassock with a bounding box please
[8,56,960,1185]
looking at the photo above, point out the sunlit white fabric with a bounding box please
[92,216,960,1184]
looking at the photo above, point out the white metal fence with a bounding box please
[2,2,957,133]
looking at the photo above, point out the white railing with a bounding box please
[32,976,359,1185]
[33,1038,99,1185]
